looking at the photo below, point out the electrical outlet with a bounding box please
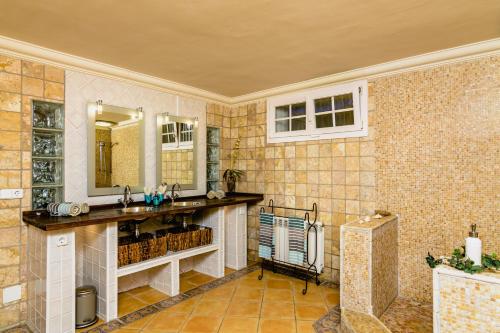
[3,285,21,304]
[56,235,68,247]
[0,189,24,199]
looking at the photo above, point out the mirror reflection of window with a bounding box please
[95,108,140,188]
[157,115,197,190]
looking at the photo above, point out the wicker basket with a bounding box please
[118,233,167,267]
[157,226,213,252]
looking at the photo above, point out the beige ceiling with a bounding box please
[0,0,499,97]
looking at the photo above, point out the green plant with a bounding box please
[426,247,500,274]
[223,137,245,182]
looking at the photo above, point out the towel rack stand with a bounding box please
[258,199,320,294]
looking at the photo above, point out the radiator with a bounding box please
[273,217,324,273]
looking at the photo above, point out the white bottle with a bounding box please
[465,224,482,266]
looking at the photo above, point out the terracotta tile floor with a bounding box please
[114,268,339,333]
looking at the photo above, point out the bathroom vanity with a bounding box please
[23,193,263,333]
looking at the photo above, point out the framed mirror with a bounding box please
[156,114,198,190]
[87,102,145,196]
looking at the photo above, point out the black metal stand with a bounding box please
[257,199,320,294]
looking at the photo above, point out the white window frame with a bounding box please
[267,80,368,143]
[178,122,194,148]
[161,122,178,150]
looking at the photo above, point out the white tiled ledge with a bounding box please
[117,243,219,277]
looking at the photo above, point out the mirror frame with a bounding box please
[156,114,198,190]
[87,102,145,196]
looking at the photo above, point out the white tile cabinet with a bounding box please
[27,203,248,333]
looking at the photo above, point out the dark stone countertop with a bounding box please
[23,193,263,231]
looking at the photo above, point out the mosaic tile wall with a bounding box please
[434,267,499,333]
[207,94,377,281]
[340,215,398,317]
[373,55,500,302]
[110,124,140,186]
[0,55,65,330]
[161,149,194,185]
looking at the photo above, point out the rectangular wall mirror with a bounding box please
[156,114,198,190]
[87,102,145,196]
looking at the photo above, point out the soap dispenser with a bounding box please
[465,224,482,266]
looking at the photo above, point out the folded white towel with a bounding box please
[207,191,216,199]
[215,190,226,199]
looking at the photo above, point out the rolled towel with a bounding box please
[215,190,226,199]
[207,191,216,199]
[69,203,81,217]
[80,203,90,214]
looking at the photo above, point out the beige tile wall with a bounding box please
[0,55,64,330]
[207,92,377,281]
[111,124,140,186]
[208,55,499,303]
[161,149,194,185]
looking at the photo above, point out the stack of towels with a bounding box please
[206,190,226,199]
[47,202,90,217]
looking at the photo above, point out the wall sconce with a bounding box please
[163,112,170,123]
[194,117,199,127]
[96,100,103,115]
[136,107,143,120]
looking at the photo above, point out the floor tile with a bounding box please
[202,285,236,300]
[117,293,148,317]
[233,286,264,301]
[181,315,223,332]
[144,311,189,332]
[219,317,259,333]
[134,288,169,304]
[193,298,230,315]
[296,320,316,333]
[258,318,296,333]
[226,301,262,317]
[260,301,295,319]
[167,296,201,314]
[266,279,292,289]
[295,303,328,321]
[263,289,293,303]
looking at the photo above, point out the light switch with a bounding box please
[0,189,24,199]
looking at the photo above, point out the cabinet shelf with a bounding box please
[32,184,64,189]
[117,243,219,277]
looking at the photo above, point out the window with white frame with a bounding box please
[267,80,368,143]
[162,121,194,150]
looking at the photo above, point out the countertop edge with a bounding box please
[23,193,264,231]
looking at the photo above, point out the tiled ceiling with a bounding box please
[0,0,499,96]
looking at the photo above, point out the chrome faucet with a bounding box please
[171,183,181,204]
[118,185,133,208]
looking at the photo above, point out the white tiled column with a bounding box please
[224,203,247,270]
[194,208,224,277]
[149,260,179,296]
[28,227,76,333]
[80,223,118,321]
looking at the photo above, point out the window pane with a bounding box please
[291,117,306,131]
[314,97,332,113]
[316,114,333,128]
[275,119,289,132]
[291,102,306,117]
[275,105,289,119]
[334,93,353,110]
[335,111,355,126]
